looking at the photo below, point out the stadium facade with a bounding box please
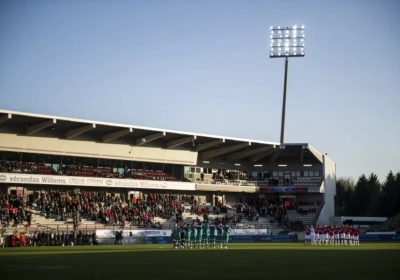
[0,110,336,225]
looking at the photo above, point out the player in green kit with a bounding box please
[201,223,210,248]
[190,223,196,248]
[209,223,216,248]
[222,223,231,249]
[184,224,191,249]
[172,223,180,249]
[195,222,202,248]
[216,223,223,248]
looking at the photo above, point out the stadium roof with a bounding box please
[0,110,324,164]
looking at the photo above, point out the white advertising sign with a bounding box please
[230,229,270,235]
[0,173,195,191]
[96,229,172,238]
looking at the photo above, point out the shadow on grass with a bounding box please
[0,246,399,280]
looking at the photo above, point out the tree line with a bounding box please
[335,171,400,217]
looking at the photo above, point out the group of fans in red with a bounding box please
[304,225,360,245]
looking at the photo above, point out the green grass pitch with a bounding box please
[1,243,399,280]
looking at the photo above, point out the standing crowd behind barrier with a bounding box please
[0,230,98,247]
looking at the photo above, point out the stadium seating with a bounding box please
[130,169,178,181]
[64,166,119,178]
[292,176,322,187]
[0,191,283,232]
[197,176,322,187]
[286,198,322,227]
[1,160,322,187]
[0,160,179,182]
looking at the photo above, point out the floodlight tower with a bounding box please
[270,25,305,144]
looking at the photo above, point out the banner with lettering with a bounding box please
[0,173,195,190]
[96,229,172,238]
[95,229,272,238]
[230,229,270,235]
[260,187,308,193]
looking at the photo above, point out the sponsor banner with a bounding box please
[261,187,308,193]
[257,235,295,242]
[98,237,147,245]
[96,229,172,238]
[360,234,400,242]
[145,236,172,244]
[229,235,256,243]
[230,229,269,235]
[226,235,296,243]
[96,229,275,238]
[0,173,195,190]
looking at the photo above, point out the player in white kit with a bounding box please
[315,226,320,245]
[310,225,315,245]
[334,226,339,245]
[339,227,345,245]
[349,228,354,246]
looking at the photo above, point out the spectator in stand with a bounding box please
[4,190,203,229]
[0,193,28,227]
[235,196,287,224]
[288,220,305,231]
[26,210,32,227]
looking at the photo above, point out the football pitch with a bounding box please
[1,243,399,280]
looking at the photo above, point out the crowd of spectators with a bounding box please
[287,220,305,231]
[212,170,247,181]
[295,200,321,215]
[203,171,292,187]
[28,190,213,229]
[0,161,53,175]
[1,230,97,247]
[234,197,288,224]
[0,193,30,227]
[1,188,321,234]
[231,196,323,232]
[0,189,234,230]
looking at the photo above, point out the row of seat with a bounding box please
[1,161,180,181]
[294,177,321,182]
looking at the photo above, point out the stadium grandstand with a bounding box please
[0,110,336,234]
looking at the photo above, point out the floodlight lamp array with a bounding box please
[270,25,305,58]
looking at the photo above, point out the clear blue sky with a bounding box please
[0,0,399,181]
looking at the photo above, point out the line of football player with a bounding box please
[305,225,360,245]
[171,222,231,249]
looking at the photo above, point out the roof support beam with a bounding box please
[227,146,273,161]
[195,139,225,152]
[0,113,12,124]
[300,148,305,164]
[26,119,56,135]
[102,128,133,143]
[201,142,250,160]
[248,149,276,163]
[270,150,281,163]
[307,145,323,163]
[167,136,196,149]
[136,132,166,146]
[65,124,96,139]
